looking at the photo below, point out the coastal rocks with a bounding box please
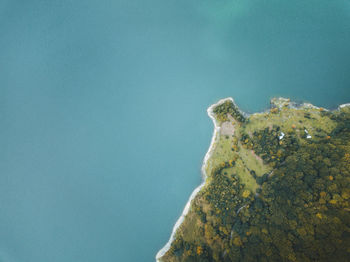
[270,97,290,109]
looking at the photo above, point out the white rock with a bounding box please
[278,132,285,140]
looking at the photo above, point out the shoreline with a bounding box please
[155,97,233,261]
[339,103,350,109]
[155,97,350,261]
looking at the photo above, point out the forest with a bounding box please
[213,100,246,123]
[160,101,350,262]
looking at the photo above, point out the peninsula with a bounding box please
[157,97,350,262]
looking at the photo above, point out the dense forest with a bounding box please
[213,100,246,123]
[160,101,350,262]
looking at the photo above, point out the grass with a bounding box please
[245,107,336,143]
[206,106,338,195]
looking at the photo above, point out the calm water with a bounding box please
[2,1,350,261]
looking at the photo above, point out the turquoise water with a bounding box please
[1,1,350,261]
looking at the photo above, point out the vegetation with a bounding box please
[213,100,246,123]
[160,99,350,262]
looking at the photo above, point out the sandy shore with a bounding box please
[155,98,233,262]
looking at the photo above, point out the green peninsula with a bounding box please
[158,98,350,262]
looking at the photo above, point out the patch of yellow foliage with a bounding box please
[242,190,250,198]
[344,153,350,162]
[233,237,242,246]
[342,191,350,200]
[229,159,235,166]
[270,108,278,113]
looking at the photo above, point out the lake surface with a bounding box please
[1,1,350,261]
